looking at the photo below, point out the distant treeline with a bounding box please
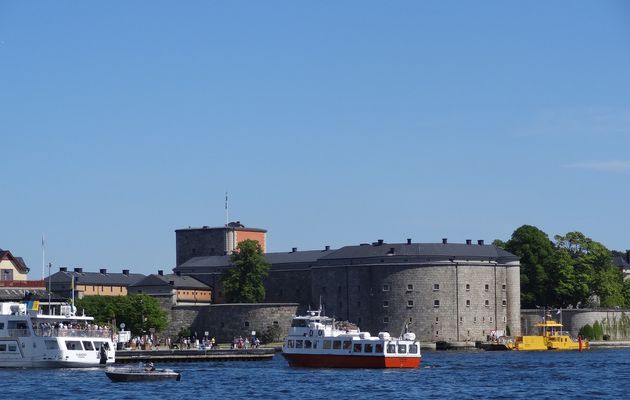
[494,225,630,309]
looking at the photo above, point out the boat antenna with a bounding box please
[41,234,45,281]
[47,262,52,315]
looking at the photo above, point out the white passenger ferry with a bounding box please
[0,302,115,367]
[282,308,421,368]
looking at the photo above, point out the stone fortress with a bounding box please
[174,223,522,342]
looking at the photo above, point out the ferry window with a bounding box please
[0,323,4,329]
[295,340,303,349]
[383,301,389,308]
[409,344,419,354]
[502,300,507,307]
[304,340,312,349]
[65,341,82,350]
[353,343,362,353]
[433,284,439,291]
[8,345,17,352]
[387,344,396,353]
[383,317,389,323]
[364,343,373,353]
[485,300,490,307]
[485,284,489,292]
[382,284,390,292]
[376,343,383,353]
[408,284,414,291]
[333,340,341,350]
[291,319,307,328]
[465,284,470,291]
[82,341,94,351]
[466,300,470,307]
[397,344,407,354]
[45,340,59,350]
[287,340,294,348]
[433,300,440,308]
[323,340,331,349]
[0,344,5,351]
[407,300,414,307]
[313,341,318,349]
[343,341,352,350]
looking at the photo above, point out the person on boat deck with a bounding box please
[145,362,155,371]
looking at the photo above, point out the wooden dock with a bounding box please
[115,348,275,363]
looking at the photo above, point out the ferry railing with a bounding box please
[7,329,31,337]
[33,328,111,338]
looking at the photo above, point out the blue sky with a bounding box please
[2,1,629,278]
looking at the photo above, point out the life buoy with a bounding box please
[309,330,313,336]
[317,330,323,336]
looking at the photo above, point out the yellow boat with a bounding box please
[509,316,589,351]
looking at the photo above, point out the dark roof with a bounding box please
[132,274,209,290]
[320,243,519,263]
[0,249,30,274]
[174,242,519,272]
[0,288,49,301]
[613,255,630,269]
[176,225,267,233]
[47,271,146,286]
[178,249,335,270]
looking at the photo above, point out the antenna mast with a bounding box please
[41,235,45,281]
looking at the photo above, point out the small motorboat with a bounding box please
[106,363,182,382]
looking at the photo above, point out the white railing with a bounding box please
[7,329,30,337]
[34,328,111,338]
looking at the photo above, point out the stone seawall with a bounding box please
[522,309,630,339]
[162,303,300,342]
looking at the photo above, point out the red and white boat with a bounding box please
[282,308,421,368]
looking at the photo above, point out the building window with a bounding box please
[244,321,250,327]
[382,284,390,292]
[433,300,440,308]
[482,316,485,322]
[503,316,507,322]
[435,317,439,322]
[409,317,413,323]
[465,284,470,291]
[466,300,471,307]
[460,316,463,322]
[383,301,389,308]
[407,300,414,307]
[435,331,439,336]
[502,284,506,291]
[489,316,493,323]
[407,284,414,291]
[383,317,389,323]
[273,321,279,326]
[502,300,507,307]
[485,284,489,292]
[433,284,439,291]
[485,300,490,307]
[474,317,477,323]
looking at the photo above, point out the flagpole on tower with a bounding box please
[225,192,229,227]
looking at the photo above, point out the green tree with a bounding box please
[555,232,623,307]
[222,239,271,303]
[75,294,167,335]
[592,321,604,340]
[578,324,594,340]
[506,225,556,308]
[623,280,630,308]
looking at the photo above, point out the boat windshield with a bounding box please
[291,319,308,328]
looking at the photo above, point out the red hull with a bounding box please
[282,353,420,368]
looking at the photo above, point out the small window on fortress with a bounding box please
[407,300,414,307]
[503,316,507,322]
[407,284,414,291]
[502,300,507,307]
[433,300,440,308]
[435,317,439,322]
[433,284,439,291]
[244,321,250,327]
[485,284,489,292]
[490,316,493,323]
[485,300,490,307]
[383,301,389,308]
[502,284,506,291]
[273,321,279,326]
[383,317,389,323]
[382,284,390,292]
[466,299,471,307]
[465,284,470,291]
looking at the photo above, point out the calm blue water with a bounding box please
[3,349,629,399]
